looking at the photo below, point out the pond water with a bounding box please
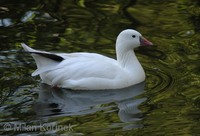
[0,0,200,135]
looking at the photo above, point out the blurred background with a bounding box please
[0,0,200,135]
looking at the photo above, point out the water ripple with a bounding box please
[145,67,175,99]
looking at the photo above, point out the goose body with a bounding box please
[22,29,152,90]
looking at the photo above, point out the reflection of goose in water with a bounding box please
[34,82,146,128]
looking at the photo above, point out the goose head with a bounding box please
[116,29,153,51]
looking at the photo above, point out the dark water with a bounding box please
[0,0,200,135]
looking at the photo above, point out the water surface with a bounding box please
[0,0,200,135]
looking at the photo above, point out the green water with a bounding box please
[0,0,200,135]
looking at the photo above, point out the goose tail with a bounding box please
[21,43,63,76]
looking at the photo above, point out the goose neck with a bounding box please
[116,48,136,69]
[116,46,145,83]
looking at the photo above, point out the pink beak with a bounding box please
[140,36,153,46]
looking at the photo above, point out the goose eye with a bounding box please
[132,35,136,38]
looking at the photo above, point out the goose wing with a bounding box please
[22,44,123,86]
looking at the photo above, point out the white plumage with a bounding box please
[22,29,152,90]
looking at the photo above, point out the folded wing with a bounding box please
[21,43,122,87]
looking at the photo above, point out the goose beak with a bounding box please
[140,36,153,46]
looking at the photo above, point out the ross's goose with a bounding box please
[21,29,153,90]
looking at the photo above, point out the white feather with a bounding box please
[21,29,152,90]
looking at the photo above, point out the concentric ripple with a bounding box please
[145,67,175,99]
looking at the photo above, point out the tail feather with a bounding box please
[21,43,63,76]
[21,43,36,52]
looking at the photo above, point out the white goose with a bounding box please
[22,29,152,90]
